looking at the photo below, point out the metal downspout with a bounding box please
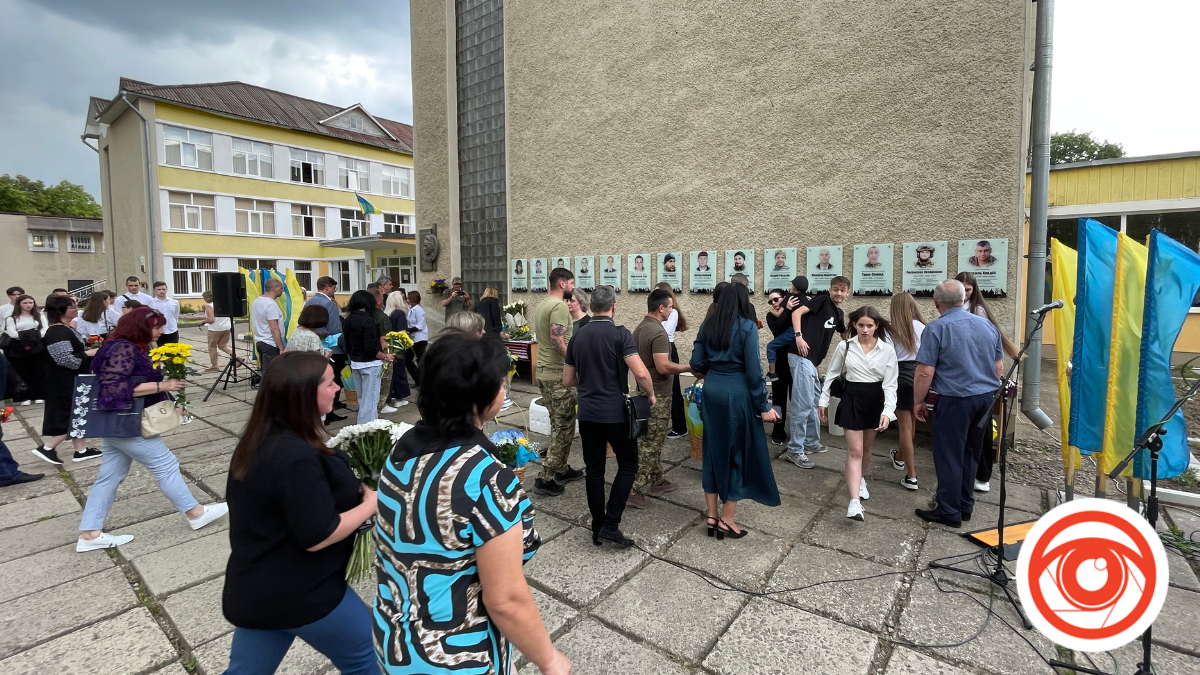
[120,93,159,284]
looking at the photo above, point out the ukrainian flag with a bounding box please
[356,193,379,216]
[1136,230,1200,479]
[280,269,306,341]
[1100,233,1148,476]
[1049,239,1079,475]
[1068,219,1119,454]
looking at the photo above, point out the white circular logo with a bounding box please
[1016,498,1169,652]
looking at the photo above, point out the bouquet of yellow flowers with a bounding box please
[384,330,414,354]
[149,343,197,419]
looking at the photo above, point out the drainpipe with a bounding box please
[80,136,99,153]
[1020,0,1055,431]
[120,93,159,284]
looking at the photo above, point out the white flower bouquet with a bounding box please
[502,300,531,340]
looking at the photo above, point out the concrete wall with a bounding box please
[413,0,1031,362]
[0,214,109,300]
[100,98,160,285]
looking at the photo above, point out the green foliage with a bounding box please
[1175,467,1199,487]
[0,174,102,218]
[1050,131,1125,165]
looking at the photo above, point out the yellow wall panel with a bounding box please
[162,231,366,259]
[157,167,416,212]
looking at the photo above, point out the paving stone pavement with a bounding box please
[0,329,1198,674]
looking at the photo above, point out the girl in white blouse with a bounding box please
[76,291,117,338]
[884,292,926,490]
[3,294,49,405]
[818,306,898,522]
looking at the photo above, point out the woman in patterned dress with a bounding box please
[373,331,570,675]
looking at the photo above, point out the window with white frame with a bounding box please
[28,231,57,251]
[339,157,370,191]
[348,113,364,132]
[164,126,213,170]
[238,258,277,271]
[382,213,410,235]
[235,198,276,235]
[381,165,411,198]
[340,209,367,238]
[232,139,273,178]
[294,261,313,291]
[291,204,327,238]
[168,192,216,231]
[171,257,218,296]
[331,260,352,291]
[68,234,95,253]
[289,149,325,185]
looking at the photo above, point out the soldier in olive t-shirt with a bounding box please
[531,276,584,496]
[535,297,572,372]
[628,292,687,504]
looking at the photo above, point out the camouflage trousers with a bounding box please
[377,360,393,412]
[537,377,577,480]
[632,394,672,493]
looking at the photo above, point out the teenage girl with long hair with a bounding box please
[3,294,49,404]
[77,291,117,338]
[884,293,926,490]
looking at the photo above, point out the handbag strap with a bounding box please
[609,323,630,396]
[835,340,850,384]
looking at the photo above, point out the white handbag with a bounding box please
[141,399,182,439]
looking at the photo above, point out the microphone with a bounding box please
[1030,300,1063,316]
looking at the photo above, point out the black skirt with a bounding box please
[896,360,918,411]
[835,380,885,431]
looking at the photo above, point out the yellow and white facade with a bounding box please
[84,79,416,309]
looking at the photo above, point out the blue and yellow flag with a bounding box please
[1100,233,1148,476]
[239,267,262,309]
[1136,230,1200,479]
[1049,239,1079,473]
[280,269,305,342]
[356,193,379,216]
[1068,219,1119,454]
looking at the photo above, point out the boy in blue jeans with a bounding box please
[765,276,809,382]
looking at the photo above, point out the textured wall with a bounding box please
[411,0,453,304]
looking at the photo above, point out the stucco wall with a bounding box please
[101,98,160,284]
[0,214,109,300]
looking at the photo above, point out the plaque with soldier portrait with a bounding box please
[690,251,718,293]
[902,241,947,298]
[658,252,683,292]
[852,243,894,297]
[958,238,1008,297]
[764,248,797,291]
[599,254,622,291]
[724,249,755,293]
[529,258,548,292]
[511,259,528,292]
[627,253,652,292]
[805,246,843,292]
[575,256,595,291]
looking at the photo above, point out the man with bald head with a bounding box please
[251,278,286,372]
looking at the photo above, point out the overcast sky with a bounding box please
[0,0,1195,200]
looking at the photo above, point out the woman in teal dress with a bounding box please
[691,283,781,540]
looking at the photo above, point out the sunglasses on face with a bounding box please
[769,297,783,304]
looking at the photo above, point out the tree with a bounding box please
[1050,131,1125,165]
[0,174,102,218]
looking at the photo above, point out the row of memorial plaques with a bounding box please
[510,240,1007,297]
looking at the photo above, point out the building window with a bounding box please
[164,125,213,170]
[382,213,411,235]
[376,255,416,292]
[232,139,273,178]
[294,261,313,291]
[238,259,277,271]
[381,165,411,198]
[339,157,370,192]
[28,231,58,251]
[340,209,367,238]
[331,260,352,291]
[289,149,325,185]
[168,192,217,231]
[292,204,327,238]
[68,234,95,253]
[235,198,276,235]
[171,257,218,296]
[348,113,364,132]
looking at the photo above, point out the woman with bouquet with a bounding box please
[383,291,410,408]
[222,351,380,674]
[373,331,569,675]
[30,295,102,466]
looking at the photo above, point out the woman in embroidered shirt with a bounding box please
[76,290,117,338]
[373,331,569,675]
[75,307,228,553]
[818,306,898,523]
[30,295,102,466]
[2,294,49,405]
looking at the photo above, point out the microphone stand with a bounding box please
[929,309,1051,631]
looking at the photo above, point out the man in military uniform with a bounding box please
[531,267,585,496]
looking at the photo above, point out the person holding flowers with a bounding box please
[373,330,569,675]
[384,291,411,407]
[223,351,380,675]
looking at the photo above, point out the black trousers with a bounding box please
[405,341,427,385]
[330,352,349,405]
[156,331,179,346]
[579,421,639,534]
[669,343,686,434]
[930,393,992,521]
[976,418,995,482]
[256,342,280,373]
[770,353,793,441]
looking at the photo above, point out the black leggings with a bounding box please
[579,421,638,534]
[404,341,427,385]
[669,343,686,434]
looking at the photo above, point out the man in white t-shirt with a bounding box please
[149,281,182,346]
[0,286,24,325]
[251,278,286,372]
[113,277,154,313]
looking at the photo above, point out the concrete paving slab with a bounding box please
[193,630,330,675]
[657,466,709,512]
[1097,637,1200,675]
[768,543,903,632]
[531,586,577,637]
[525,479,592,525]
[171,440,237,463]
[733,494,822,541]
[111,510,230,561]
[883,647,976,675]
[1152,586,1200,654]
[915,530,997,595]
[0,608,175,675]
[0,472,70,504]
[520,618,689,675]
[771,462,844,501]
[0,489,79,530]
[201,411,253,432]
[615,498,698,554]
[160,426,231,451]
[860,479,939,522]
[532,512,571,542]
[661,524,786,591]
[661,436,691,464]
[972,480,1046,513]
[804,510,923,568]
[157,662,189,675]
[0,515,82,563]
[180,453,234,479]
[98,489,197,531]
[704,597,878,675]
[163,576,232,649]
[1166,551,1200,591]
[804,445,853,472]
[0,543,117,604]
[593,561,745,661]
[524,528,647,607]
[0,568,136,659]
[132,530,231,598]
[197,472,228,499]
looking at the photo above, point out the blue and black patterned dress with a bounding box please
[373,423,540,674]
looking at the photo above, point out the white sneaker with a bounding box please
[901,476,919,490]
[397,400,410,407]
[77,532,134,552]
[188,502,229,530]
[18,400,32,406]
[380,405,399,414]
[859,478,870,500]
[847,498,865,521]
[500,398,514,411]
[974,480,991,493]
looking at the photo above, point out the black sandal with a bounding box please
[706,516,719,537]
[715,519,748,541]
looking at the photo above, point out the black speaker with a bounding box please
[211,272,246,317]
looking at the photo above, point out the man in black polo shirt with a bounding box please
[563,285,656,547]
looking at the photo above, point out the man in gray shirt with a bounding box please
[912,279,1003,527]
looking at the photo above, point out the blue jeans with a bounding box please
[787,354,822,456]
[930,393,993,521]
[0,426,20,483]
[224,587,380,675]
[766,327,795,367]
[351,365,382,424]
[79,435,199,531]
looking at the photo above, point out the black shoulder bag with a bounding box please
[613,329,651,439]
[827,341,850,399]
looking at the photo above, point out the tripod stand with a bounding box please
[203,318,260,402]
[929,310,1051,632]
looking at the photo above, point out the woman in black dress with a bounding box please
[383,290,411,406]
[475,287,503,334]
[30,295,102,466]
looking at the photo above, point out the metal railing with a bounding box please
[70,280,108,298]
